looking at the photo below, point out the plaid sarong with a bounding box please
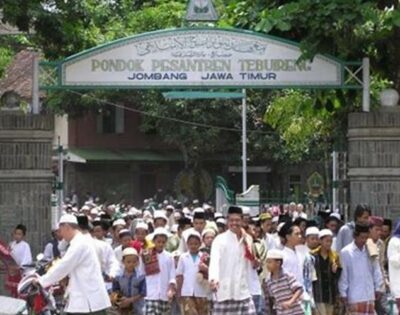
[347,301,375,315]
[212,298,257,315]
[144,300,170,315]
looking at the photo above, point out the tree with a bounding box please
[1,0,398,171]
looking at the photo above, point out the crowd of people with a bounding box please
[5,199,400,315]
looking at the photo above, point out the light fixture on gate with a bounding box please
[380,88,399,107]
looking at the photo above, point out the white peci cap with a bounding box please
[319,229,333,239]
[81,205,90,212]
[122,247,138,257]
[118,229,131,237]
[153,210,168,222]
[266,249,284,260]
[59,214,78,225]
[90,208,99,215]
[152,227,170,240]
[135,222,149,231]
[112,219,126,227]
[201,228,216,238]
[185,230,201,243]
[305,227,320,237]
[216,218,226,225]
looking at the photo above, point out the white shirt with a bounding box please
[282,246,304,285]
[9,240,32,268]
[114,245,123,268]
[209,230,253,302]
[264,233,278,251]
[247,265,262,296]
[388,236,400,298]
[176,252,209,298]
[39,232,111,313]
[142,250,176,301]
[90,237,120,278]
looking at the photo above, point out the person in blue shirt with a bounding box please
[112,247,146,315]
[339,224,383,315]
[336,204,371,252]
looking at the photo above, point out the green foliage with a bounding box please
[0,0,186,59]
[0,35,32,78]
[264,90,332,161]
[1,0,399,166]
[0,46,14,78]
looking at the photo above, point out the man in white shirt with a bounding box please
[260,212,278,251]
[209,206,257,315]
[178,209,207,253]
[37,214,111,315]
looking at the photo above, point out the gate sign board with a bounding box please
[57,28,344,89]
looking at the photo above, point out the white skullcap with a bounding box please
[305,227,320,237]
[154,210,168,222]
[216,218,226,225]
[330,213,341,220]
[135,222,149,231]
[59,214,78,225]
[90,208,99,215]
[214,212,223,219]
[202,228,216,238]
[266,249,284,260]
[81,205,90,211]
[203,203,211,210]
[319,229,333,239]
[112,219,126,227]
[118,229,131,237]
[122,247,138,257]
[185,230,201,243]
[152,227,170,240]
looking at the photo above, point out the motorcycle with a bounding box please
[17,254,59,315]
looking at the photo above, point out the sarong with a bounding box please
[212,298,257,315]
[144,300,170,315]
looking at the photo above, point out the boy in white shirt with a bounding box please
[143,227,176,315]
[9,224,32,268]
[176,230,210,315]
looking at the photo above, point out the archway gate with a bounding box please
[36,27,368,200]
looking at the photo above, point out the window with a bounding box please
[97,105,124,134]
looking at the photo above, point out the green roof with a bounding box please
[67,148,183,163]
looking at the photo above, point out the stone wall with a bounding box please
[0,113,54,256]
[348,107,400,219]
